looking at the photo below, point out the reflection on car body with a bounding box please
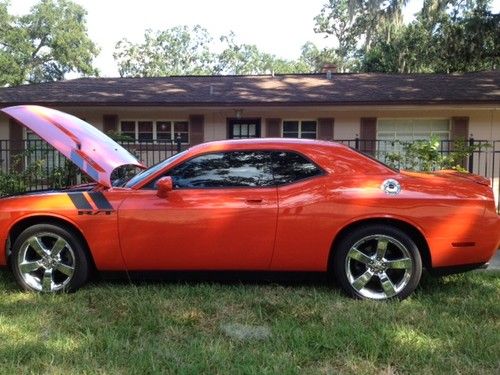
[0,105,499,300]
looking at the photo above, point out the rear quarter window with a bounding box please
[271,151,323,185]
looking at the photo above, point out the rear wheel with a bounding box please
[333,225,422,300]
[10,224,89,293]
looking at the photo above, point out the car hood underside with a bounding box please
[1,105,144,188]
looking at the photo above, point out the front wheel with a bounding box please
[10,224,89,293]
[332,225,422,300]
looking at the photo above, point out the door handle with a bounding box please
[245,198,263,204]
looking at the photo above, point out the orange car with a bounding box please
[0,105,499,300]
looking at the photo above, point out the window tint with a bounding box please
[272,151,322,185]
[168,151,274,188]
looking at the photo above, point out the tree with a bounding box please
[216,32,311,75]
[115,27,318,77]
[314,0,409,71]
[299,42,339,72]
[314,0,360,71]
[114,25,217,77]
[0,0,99,86]
[360,0,499,73]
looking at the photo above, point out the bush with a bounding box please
[0,149,84,197]
[383,136,489,172]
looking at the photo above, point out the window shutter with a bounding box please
[360,117,377,155]
[451,117,469,140]
[103,114,118,134]
[9,118,24,171]
[189,114,204,145]
[318,118,334,140]
[266,118,281,137]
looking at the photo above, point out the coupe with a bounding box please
[0,105,498,300]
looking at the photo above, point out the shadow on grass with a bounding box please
[0,267,498,374]
[1,266,497,296]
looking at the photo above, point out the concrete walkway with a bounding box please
[486,250,500,270]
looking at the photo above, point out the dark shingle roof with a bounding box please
[0,71,498,106]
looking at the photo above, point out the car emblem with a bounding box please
[381,179,401,195]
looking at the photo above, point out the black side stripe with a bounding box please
[88,192,114,211]
[68,193,93,211]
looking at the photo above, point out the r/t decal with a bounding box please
[68,192,114,215]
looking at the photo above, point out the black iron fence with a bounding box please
[0,138,499,211]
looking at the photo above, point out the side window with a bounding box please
[272,151,322,185]
[168,151,274,188]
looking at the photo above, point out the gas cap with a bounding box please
[381,179,401,195]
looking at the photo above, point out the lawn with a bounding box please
[0,269,498,375]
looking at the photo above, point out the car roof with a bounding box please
[189,138,346,153]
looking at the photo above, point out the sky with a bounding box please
[8,0,500,77]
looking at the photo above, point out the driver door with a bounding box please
[118,151,278,270]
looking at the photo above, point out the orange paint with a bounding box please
[0,105,498,275]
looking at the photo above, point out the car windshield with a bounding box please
[121,149,189,188]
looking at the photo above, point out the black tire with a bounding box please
[332,224,422,300]
[10,224,89,293]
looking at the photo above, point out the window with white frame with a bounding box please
[119,120,189,143]
[377,119,450,142]
[282,120,317,139]
[377,119,450,152]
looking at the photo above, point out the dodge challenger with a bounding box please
[0,105,498,300]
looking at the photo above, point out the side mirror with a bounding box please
[156,176,173,198]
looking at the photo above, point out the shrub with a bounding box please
[383,136,488,172]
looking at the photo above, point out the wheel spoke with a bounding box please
[28,237,48,257]
[55,263,74,277]
[347,247,373,265]
[50,237,67,257]
[376,238,388,259]
[19,260,42,274]
[379,272,396,298]
[42,269,53,292]
[385,258,412,270]
[352,270,374,291]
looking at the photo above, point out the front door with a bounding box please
[228,118,261,139]
[118,150,277,270]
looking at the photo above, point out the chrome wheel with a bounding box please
[345,234,413,300]
[16,232,76,292]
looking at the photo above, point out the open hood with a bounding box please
[1,105,144,188]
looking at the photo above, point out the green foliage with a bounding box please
[361,1,499,73]
[315,0,498,73]
[298,42,339,72]
[114,25,216,77]
[383,136,489,172]
[0,150,45,196]
[47,159,81,189]
[0,0,99,86]
[314,0,361,71]
[0,269,498,373]
[215,32,313,75]
[0,148,83,196]
[106,130,135,142]
[114,26,328,77]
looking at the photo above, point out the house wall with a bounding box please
[2,106,498,142]
[1,105,499,206]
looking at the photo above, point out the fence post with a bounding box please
[176,136,182,153]
[468,137,474,173]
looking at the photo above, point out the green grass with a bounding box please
[0,270,498,375]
